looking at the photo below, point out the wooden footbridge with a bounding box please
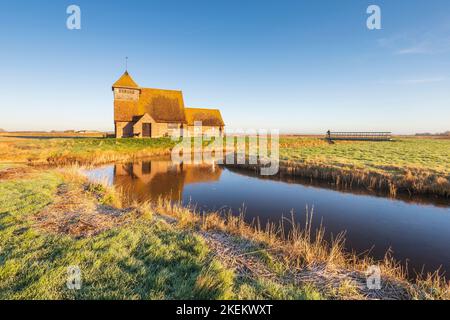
[326,131,392,142]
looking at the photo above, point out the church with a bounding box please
[113,71,224,138]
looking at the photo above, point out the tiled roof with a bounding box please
[112,71,139,88]
[184,108,224,126]
[114,88,186,123]
[138,88,186,123]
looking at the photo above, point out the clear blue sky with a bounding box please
[0,0,449,134]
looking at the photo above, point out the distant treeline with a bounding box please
[415,131,450,136]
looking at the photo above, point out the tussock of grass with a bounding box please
[193,260,235,300]
[236,278,323,300]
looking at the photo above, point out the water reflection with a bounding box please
[111,160,222,205]
[85,158,450,277]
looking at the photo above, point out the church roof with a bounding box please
[112,71,139,89]
[138,88,186,123]
[184,108,224,127]
[114,87,186,123]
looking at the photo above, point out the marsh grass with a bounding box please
[1,138,449,299]
[0,169,324,300]
[0,137,177,165]
[155,199,356,270]
[1,166,448,299]
[0,163,19,171]
[151,198,449,300]
[0,172,222,299]
[278,137,450,197]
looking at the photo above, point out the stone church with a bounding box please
[113,71,224,138]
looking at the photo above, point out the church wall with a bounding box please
[185,126,223,137]
[115,122,134,138]
[128,122,184,138]
[150,123,183,138]
[116,122,223,138]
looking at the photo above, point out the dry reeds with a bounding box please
[148,198,449,300]
[228,160,450,198]
[157,200,347,270]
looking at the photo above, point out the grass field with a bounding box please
[278,137,450,197]
[1,135,448,173]
[0,136,177,164]
[0,131,107,138]
[280,137,449,174]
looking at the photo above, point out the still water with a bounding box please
[85,158,450,277]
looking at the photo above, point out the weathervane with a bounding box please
[125,56,128,72]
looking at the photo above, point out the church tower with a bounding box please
[112,71,141,138]
[112,71,141,101]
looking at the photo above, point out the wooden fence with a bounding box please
[326,131,392,141]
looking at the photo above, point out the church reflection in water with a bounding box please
[113,159,222,205]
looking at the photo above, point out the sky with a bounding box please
[0,0,449,134]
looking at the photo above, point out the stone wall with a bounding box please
[145,122,183,138]
[115,121,184,138]
[115,122,134,138]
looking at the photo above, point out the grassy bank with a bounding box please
[0,166,448,299]
[0,167,323,300]
[0,137,177,165]
[278,137,450,197]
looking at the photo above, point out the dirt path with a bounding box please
[0,166,34,181]
[33,183,131,238]
[199,230,281,281]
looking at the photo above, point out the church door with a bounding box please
[142,123,152,138]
